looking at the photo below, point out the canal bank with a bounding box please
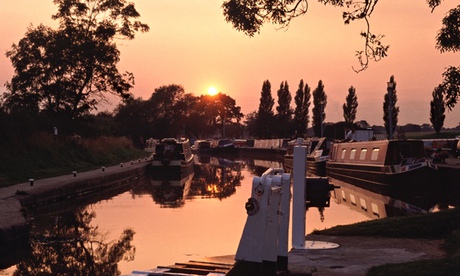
[0,159,151,268]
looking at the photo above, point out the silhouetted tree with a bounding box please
[222,0,388,71]
[383,75,399,139]
[146,85,195,138]
[195,92,243,138]
[293,79,311,137]
[343,86,358,124]
[276,81,293,137]
[312,80,327,137]
[114,98,152,147]
[438,66,460,111]
[244,111,258,137]
[223,1,458,73]
[4,0,149,126]
[255,80,275,138]
[430,85,446,134]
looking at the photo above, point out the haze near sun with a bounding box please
[207,87,218,96]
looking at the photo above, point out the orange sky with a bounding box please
[1,1,459,127]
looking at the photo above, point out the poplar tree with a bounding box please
[312,80,327,137]
[256,80,275,138]
[293,79,311,137]
[383,75,399,139]
[430,85,446,134]
[343,86,358,124]
[276,81,293,138]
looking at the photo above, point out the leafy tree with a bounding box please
[312,80,327,137]
[222,0,388,72]
[223,1,460,74]
[276,81,293,137]
[114,97,152,147]
[293,79,311,137]
[438,66,460,110]
[146,84,195,138]
[197,92,243,138]
[383,75,399,139]
[244,111,258,137]
[430,85,446,134]
[343,86,358,124]
[3,0,149,127]
[255,80,275,138]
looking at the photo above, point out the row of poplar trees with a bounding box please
[248,79,350,139]
[249,76,413,140]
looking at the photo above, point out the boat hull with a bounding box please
[326,161,438,192]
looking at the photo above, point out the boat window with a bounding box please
[341,149,346,159]
[371,148,379,160]
[359,148,367,160]
[360,198,367,211]
[350,149,357,159]
[350,194,356,206]
[371,203,380,218]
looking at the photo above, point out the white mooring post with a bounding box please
[292,138,307,249]
[228,168,291,276]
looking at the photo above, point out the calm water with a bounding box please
[1,154,454,275]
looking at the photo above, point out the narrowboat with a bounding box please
[191,139,212,154]
[306,137,330,177]
[151,138,194,175]
[284,137,329,176]
[326,140,438,188]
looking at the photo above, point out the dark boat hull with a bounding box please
[326,161,438,192]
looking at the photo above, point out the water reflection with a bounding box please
[190,156,243,200]
[328,172,457,219]
[2,153,459,275]
[13,209,135,276]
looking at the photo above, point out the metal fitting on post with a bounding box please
[245,198,259,216]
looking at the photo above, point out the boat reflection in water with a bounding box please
[329,176,446,220]
[146,169,195,208]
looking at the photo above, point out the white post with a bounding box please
[292,139,307,249]
[277,172,291,271]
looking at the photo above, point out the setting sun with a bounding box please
[207,87,218,96]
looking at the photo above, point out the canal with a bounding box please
[1,154,454,275]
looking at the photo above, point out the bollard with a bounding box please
[102,166,105,172]
[120,163,123,167]
[29,179,34,186]
[73,171,77,177]
[131,161,134,165]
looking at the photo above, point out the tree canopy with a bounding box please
[3,0,149,122]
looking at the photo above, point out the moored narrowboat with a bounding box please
[326,140,437,188]
[151,138,194,175]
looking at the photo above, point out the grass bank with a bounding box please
[312,208,460,275]
[0,133,150,188]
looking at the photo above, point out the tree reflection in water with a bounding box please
[13,209,135,276]
[190,157,243,200]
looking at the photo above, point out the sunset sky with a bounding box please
[1,1,459,127]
